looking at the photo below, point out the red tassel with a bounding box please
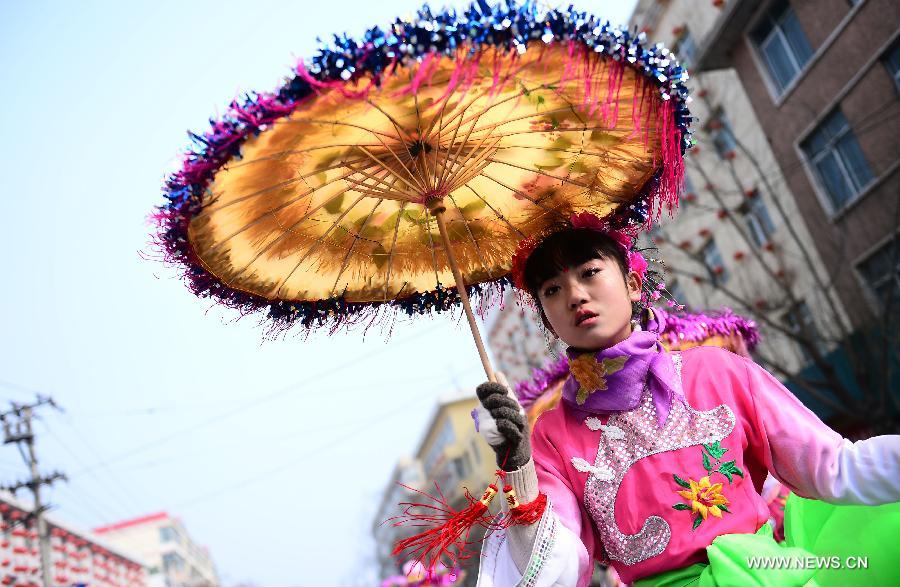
[390,481,502,572]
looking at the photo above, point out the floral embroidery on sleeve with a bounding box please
[671,442,744,529]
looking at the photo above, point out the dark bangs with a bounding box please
[523,228,629,295]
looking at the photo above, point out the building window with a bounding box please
[673,29,696,70]
[751,0,814,94]
[423,418,455,473]
[160,526,178,543]
[783,300,826,362]
[163,552,185,571]
[801,109,874,211]
[707,109,737,159]
[701,239,728,284]
[742,193,775,247]
[857,236,900,318]
[883,41,900,93]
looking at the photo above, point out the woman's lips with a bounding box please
[576,314,599,327]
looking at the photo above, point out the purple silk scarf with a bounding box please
[561,326,685,427]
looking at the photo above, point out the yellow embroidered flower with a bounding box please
[677,476,729,520]
[571,355,628,405]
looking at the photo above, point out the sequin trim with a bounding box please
[477,500,558,587]
[581,354,736,565]
[572,457,615,480]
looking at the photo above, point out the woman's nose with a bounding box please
[567,285,587,309]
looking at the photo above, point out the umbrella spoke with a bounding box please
[225,144,384,169]
[272,191,369,297]
[485,158,594,189]
[382,201,409,301]
[355,147,427,198]
[479,172,569,221]
[287,118,402,142]
[198,157,374,218]
[446,193,494,280]
[329,197,386,297]
[463,185,526,239]
[364,99,415,142]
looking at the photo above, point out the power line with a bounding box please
[69,322,450,476]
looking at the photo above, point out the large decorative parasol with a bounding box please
[153,1,692,380]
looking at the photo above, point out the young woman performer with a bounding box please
[474,216,900,586]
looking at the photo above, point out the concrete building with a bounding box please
[372,457,426,581]
[0,491,148,586]
[695,0,899,334]
[375,393,497,587]
[628,0,852,378]
[94,512,218,587]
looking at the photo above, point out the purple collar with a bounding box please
[562,327,685,427]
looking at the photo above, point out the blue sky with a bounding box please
[0,1,637,585]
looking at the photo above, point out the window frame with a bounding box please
[748,0,815,98]
[800,108,875,213]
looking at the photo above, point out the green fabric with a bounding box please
[784,495,900,587]
[633,524,815,587]
[634,496,900,587]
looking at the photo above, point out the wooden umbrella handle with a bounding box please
[428,201,496,383]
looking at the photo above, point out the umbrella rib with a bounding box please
[462,185,526,238]
[382,201,409,301]
[357,140,427,195]
[271,192,369,298]
[225,144,385,169]
[344,155,423,201]
[467,106,581,134]
[485,158,593,189]
[287,119,401,142]
[444,136,502,193]
[329,197,386,298]
[426,80,544,145]
[221,185,362,286]
[479,172,569,221]
[446,193,494,280]
[422,79,502,145]
[197,157,374,218]
[364,99,414,142]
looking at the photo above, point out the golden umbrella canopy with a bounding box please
[154,2,692,376]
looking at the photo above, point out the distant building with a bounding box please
[695,0,899,330]
[0,491,148,586]
[94,512,218,587]
[372,457,426,581]
[486,289,564,387]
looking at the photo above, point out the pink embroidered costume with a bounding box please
[477,334,900,586]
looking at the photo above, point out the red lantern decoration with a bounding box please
[697,89,708,98]
[775,269,786,279]
[713,0,725,7]
[754,299,767,309]
[717,209,728,219]
[733,251,746,261]
[745,188,758,198]
[684,192,697,202]
[698,228,711,238]
[764,242,776,252]
[672,25,685,36]
[724,150,737,160]
[692,276,703,283]
[679,240,692,249]
[713,266,724,275]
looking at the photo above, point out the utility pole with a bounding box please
[1,396,66,587]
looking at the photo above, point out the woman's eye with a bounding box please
[543,285,559,297]
[582,267,600,278]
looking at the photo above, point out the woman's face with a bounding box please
[537,255,641,351]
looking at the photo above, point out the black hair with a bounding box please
[523,228,630,296]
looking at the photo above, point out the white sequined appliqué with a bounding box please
[584,417,626,439]
[571,457,615,480]
[581,354,735,565]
